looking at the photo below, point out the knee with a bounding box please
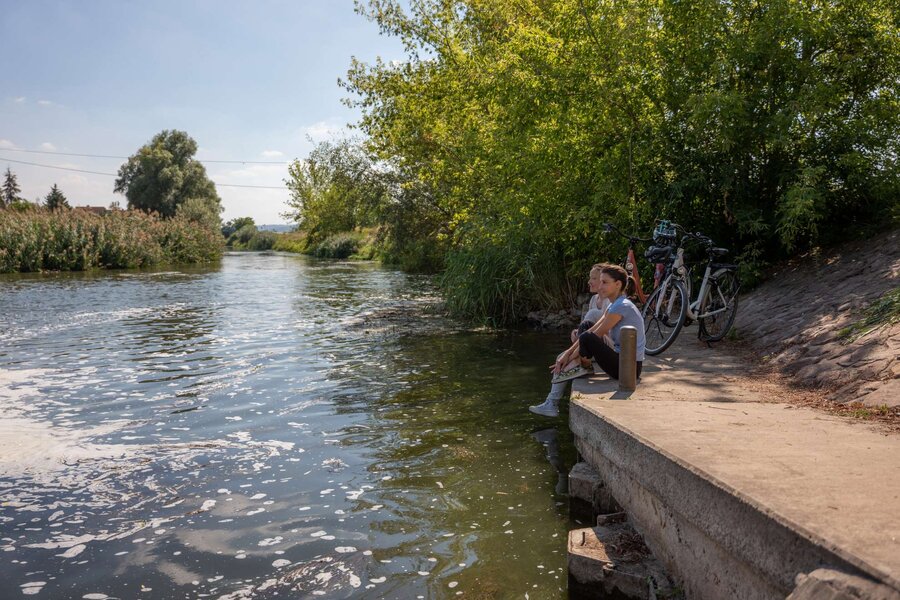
[578,331,598,344]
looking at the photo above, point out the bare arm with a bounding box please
[551,311,623,372]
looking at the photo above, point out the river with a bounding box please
[0,252,578,599]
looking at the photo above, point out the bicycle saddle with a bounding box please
[710,247,728,256]
[645,245,673,262]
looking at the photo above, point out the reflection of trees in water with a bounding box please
[124,304,221,389]
[333,329,576,593]
[128,304,216,344]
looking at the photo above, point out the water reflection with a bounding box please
[0,253,575,599]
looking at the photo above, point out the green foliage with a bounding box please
[245,230,277,251]
[222,216,255,238]
[310,231,366,259]
[114,130,221,218]
[44,184,70,210]
[838,287,900,343]
[441,236,572,326]
[0,208,223,273]
[175,197,222,232]
[271,231,308,253]
[340,0,900,323]
[2,167,22,207]
[224,221,278,251]
[284,139,387,246]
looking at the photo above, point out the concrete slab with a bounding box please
[570,334,900,599]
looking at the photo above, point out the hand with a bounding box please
[550,356,566,374]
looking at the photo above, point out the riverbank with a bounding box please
[734,228,899,408]
[568,333,900,598]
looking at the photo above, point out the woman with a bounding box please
[528,264,611,417]
[530,264,645,417]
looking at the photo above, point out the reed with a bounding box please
[0,208,223,273]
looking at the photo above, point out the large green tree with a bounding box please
[44,184,70,210]
[2,167,22,207]
[343,0,899,322]
[114,130,221,218]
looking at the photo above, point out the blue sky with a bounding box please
[0,0,405,223]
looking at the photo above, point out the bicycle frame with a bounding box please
[662,248,735,321]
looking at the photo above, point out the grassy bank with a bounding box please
[272,229,377,260]
[0,208,223,273]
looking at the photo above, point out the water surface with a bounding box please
[0,252,576,599]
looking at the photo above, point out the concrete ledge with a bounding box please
[569,338,900,600]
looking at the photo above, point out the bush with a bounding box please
[440,236,570,326]
[272,231,309,253]
[311,231,363,259]
[245,230,277,250]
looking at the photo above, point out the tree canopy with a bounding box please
[115,130,221,219]
[336,0,899,322]
[283,138,387,246]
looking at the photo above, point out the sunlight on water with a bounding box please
[0,253,576,599]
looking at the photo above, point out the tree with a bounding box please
[175,196,222,231]
[2,167,22,207]
[283,138,386,245]
[114,130,221,218]
[344,0,900,322]
[44,184,70,210]
[222,216,256,238]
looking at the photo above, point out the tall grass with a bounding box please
[440,239,573,326]
[0,208,223,273]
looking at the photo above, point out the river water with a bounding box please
[0,252,578,599]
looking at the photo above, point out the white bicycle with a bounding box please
[641,222,741,356]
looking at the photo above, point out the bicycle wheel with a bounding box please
[642,279,688,356]
[698,270,740,342]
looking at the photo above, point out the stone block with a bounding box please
[568,524,674,600]
[788,569,900,600]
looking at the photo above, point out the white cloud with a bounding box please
[37,99,53,106]
[13,96,26,104]
[0,139,16,149]
[261,150,284,158]
[301,120,346,143]
[40,142,57,151]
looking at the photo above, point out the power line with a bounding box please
[0,146,290,164]
[0,157,288,190]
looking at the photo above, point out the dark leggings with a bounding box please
[578,332,642,380]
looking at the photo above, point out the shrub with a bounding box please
[245,230,277,250]
[311,231,363,259]
[272,231,308,253]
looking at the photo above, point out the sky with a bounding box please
[0,0,406,224]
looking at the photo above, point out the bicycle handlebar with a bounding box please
[603,222,652,244]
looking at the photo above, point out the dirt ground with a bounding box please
[733,228,899,411]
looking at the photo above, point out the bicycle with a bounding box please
[641,221,741,356]
[602,222,663,306]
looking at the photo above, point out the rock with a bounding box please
[788,568,900,600]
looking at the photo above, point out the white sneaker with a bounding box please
[529,397,559,417]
